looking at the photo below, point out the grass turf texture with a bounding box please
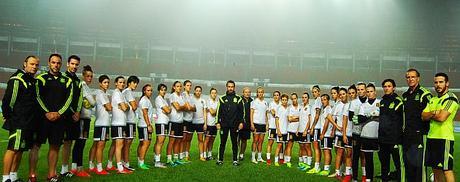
[0,114,459,182]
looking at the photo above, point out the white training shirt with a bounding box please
[155,95,170,125]
[320,105,333,137]
[287,104,301,133]
[333,101,345,136]
[182,91,193,121]
[122,88,136,124]
[298,103,311,133]
[169,92,184,123]
[342,102,352,137]
[275,105,289,134]
[111,89,127,126]
[349,98,366,135]
[95,89,111,127]
[137,96,153,128]
[80,82,95,119]
[192,96,206,124]
[359,98,380,139]
[268,101,280,129]
[206,98,218,126]
[311,97,322,129]
[250,98,268,125]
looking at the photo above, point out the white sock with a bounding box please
[179,153,184,159]
[125,162,130,168]
[362,167,366,176]
[366,179,371,182]
[280,153,284,159]
[71,163,77,171]
[266,153,271,160]
[107,160,113,168]
[307,157,312,165]
[117,162,124,172]
[203,152,207,158]
[285,156,291,163]
[89,161,95,169]
[239,154,244,158]
[336,169,341,175]
[274,156,279,163]
[257,153,262,160]
[155,154,161,162]
[138,160,144,165]
[314,162,320,170]
[185,151,189,158]
[324,165,330,171]
[167,155,172,161]
[174,154,179,160]
[346,167,352,175]
[3,175,10,182]
[302,156,307,163]
[9,172,17,181]
[61,165,69,174]
[200,153,204,158]
[251,152,256,160]
[208,151,212,157]
[299,157,303,163]
[97,163,103,172]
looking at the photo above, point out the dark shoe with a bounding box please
[216,160,223,165]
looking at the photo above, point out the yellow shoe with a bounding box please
[274,162,280,167]
[318,170,330,176]
[200,157,206,162]
[306,168,319,174]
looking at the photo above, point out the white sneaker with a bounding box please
[251,159,258,164]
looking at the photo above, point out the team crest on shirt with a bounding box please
[376,103,380,107]
[389,102,395,109]
[415,93,420,101]
[233,97,237,103]
[60,78,65,83]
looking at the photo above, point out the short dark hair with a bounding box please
[339,87,347,93]
[141,84,152,97]
[195,85,202,91]
[273,90,281,96]
[24,55,39,63]
[83,65,93,73]
[381,79,396,87]
[184,80,192,85]
[226,80,235,87]
[210,87,217,93]
[302,92,310,98]
[366,83,376,90]
[68,55,80,63]
[98,75,109,83]
[435,72,449,82]
[321,94,330,100]
[157,83,167,91]
[312,85,320,91]
[281,94,289,99]
[348,84,357,91]
[49,53,62,62]
[291,92,298,98]
[357,82,366,88]
[127,75,139,84]
[114,76,124,83]
[331,86,339,92]
[406,68,420,77]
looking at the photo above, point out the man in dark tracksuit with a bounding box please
[216,80,244,166]
[61,55,83,176]
[35,54,74,181]
[402,69,432,182]
[378,79,404,182]
[2,56,40,182]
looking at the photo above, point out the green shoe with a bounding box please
[286,162,292,168]
[306,168,319,174]
[179,159,191,164]
[139,164,150,170]
[166,160,177,167]
[274,162,280,167]
[318,170,330,176]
